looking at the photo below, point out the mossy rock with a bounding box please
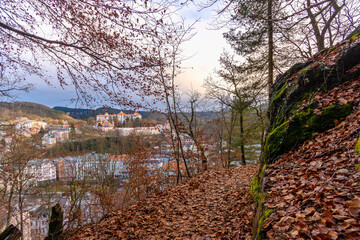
[249,165,268,205]
[256,208,274,240]
[268,41,360,140]
[355,135,360,156]
[265,104,352,163]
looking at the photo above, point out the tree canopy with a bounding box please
[0,0,181,107]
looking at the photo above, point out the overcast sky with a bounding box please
[12,3,231,109]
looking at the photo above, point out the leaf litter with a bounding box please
[263,109,360,239]
[69,165,259,239]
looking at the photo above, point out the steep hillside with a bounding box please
[0,102,83,123]
[252,36,360,239]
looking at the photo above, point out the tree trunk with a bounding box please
[267,0,274,101]
[239,113,246,165]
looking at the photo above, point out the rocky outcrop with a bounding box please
[0,224,21,240]
[265,36,360,164]
[45,204,63,240]
[253,36,360,239]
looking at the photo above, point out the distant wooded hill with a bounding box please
[53,106,219,122]
[0,102,83,123]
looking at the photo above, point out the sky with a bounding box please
[11,3,231,109]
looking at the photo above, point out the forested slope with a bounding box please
[0,102,81,123]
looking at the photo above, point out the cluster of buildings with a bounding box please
[0,152,171,239]
[15,120,47,137]
[96,111,142,128]
[19,153,169,185]
[41,126,76,147]
[0,117,80,150]
[95,111,172,136]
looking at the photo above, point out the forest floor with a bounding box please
[69,164,259,240]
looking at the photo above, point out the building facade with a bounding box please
[96,111,142,127]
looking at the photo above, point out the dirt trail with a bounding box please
[70,165,259,240]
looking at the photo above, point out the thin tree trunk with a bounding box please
[7,184,15,227]
[268,0,274,101]
[239,113,246,165]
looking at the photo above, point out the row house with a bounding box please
[116,126,162,136]
[54,154,125,181]
[25,160,57,184]
[54,157,76,181]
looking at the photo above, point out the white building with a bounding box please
[116,126,163,136]
[49,130,69,141]
[29,205,49,240]
[96,111,142,127]
[26,160,57,183]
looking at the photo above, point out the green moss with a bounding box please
[328,46,336,52]
[299,68,312,76]
[265,104,353,163]
[317,48,327,55]
[256,209,274,240]
[355,135,360,156]
[264,121,288,161]
[307,104,352,133]
[249,164,268,205]
[272,83,287,104]
[261,164,269,174]
[355,164,360,170]
[250,176,263,204]
[350,33,359,40]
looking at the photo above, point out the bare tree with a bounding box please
[178,91,208,171]
[153,18,198,183]
[0,0,181,108]
[0,63,33,99]
[0,131,44,239]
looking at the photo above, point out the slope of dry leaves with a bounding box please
[262,109,360,239]
[297,77,360,115]
[69,165,259,240]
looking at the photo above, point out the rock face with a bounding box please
[45,204,63,240]
[0,224,22,240]
[253,36,360,239]
[265,36,360,163]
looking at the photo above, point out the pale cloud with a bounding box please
[176,19,230,94]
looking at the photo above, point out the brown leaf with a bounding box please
[348,198,360,217]
[304,207,315,215]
